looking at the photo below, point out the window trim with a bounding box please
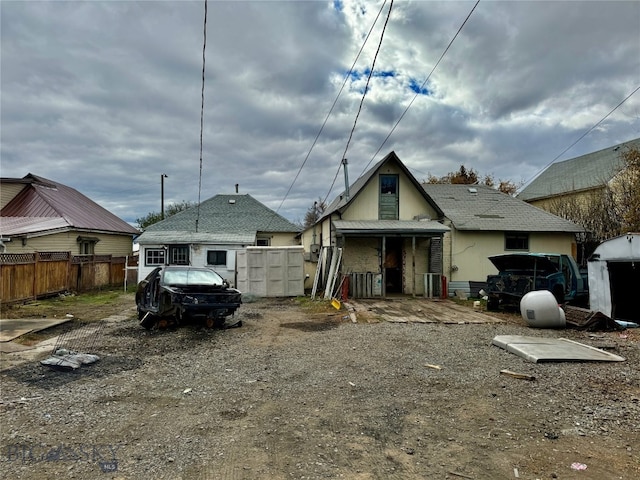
[206,249,228,267]
[505,232,529,251]
[145,248,166,266]
[168,244,190,265]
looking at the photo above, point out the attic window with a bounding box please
[228,199,236,204]
[468,187,478,194]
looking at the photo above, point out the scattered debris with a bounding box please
[615,320,639,328]
[513,467,519,478]
[424,364,442,370]
[40,350,99,370]
[571,462,587,471]
[182,388,192,394]
[447,471,474,479]
[40,321,104,371]
[454,289,468,300]
[500,369,535,381]
[564,305,623,331]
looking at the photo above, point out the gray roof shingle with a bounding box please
[422,184,583,233]
[518,137,640,201]
[138,194,299,243]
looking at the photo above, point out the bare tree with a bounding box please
[547,146,640,260]
[426,165,521,195]
[136,201,196,230]
[303,198,327,228]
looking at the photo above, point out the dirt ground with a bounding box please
[1,292,638,479]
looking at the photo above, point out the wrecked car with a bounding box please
[486,253,588,311]
[135,266,242,329]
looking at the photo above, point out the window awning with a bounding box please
[333,220,449,236]
[77,236,100,243]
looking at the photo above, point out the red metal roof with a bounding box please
[0,174,139,235]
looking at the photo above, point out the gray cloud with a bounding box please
[2,0,639,225]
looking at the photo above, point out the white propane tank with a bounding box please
[520,290,566,328]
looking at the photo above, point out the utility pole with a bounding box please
[161,174,168,220]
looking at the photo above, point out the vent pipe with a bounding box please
[342,158,350,201]
[235,183,239,193]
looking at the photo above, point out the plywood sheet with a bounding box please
[492,335,625,363]
[0,318,71,342]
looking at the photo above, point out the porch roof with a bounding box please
[333,220,449,236]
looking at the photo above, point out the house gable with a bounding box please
[322,151,442,222]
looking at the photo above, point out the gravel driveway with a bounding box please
[1,295,638,479]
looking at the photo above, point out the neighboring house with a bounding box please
[517,137,640,210]
[0,174,139,255]
[300,152,450,298]
[136,193,301,285]
[421,184,584,295]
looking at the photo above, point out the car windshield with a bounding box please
[162,268,224,286]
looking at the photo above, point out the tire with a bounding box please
[139,312,156,330]
[552,285,565,305]
[487,297,499,311]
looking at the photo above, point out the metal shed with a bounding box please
[587,233,640,321]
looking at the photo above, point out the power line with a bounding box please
[195,0,208,233]
[270,1,389,222]
[519,84,640,192]
[359,0,481,178]
[323,0,395,206]
[455,85,640,227]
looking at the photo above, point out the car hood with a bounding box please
[488,254,560,275]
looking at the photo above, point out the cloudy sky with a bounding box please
[2,0,639,226]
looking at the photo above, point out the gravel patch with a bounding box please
[1,296,638,479]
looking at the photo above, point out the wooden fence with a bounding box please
[0,252,136,304]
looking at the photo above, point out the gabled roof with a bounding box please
[518,137,640,202]
[320,151,443,222]
[0,174,139,236]
[422,184,583,233]
[137,194,299,244]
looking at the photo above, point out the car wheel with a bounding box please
[487,297,499,311]
[552,285,565,305]
[139,312,156,330]
[205,316,225,329]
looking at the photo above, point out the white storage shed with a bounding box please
[587,233,640,321]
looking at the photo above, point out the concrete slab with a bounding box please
[0,317,72,342]
[492,335,626,363]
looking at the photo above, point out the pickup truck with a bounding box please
[486,253,588,311]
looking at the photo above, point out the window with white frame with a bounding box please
[256,237,270,246]
[145,248,165,266]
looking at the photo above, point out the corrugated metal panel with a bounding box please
[0,217,68,236]
[1,174,139,235]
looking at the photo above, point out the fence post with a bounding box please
[33,252,39,299]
